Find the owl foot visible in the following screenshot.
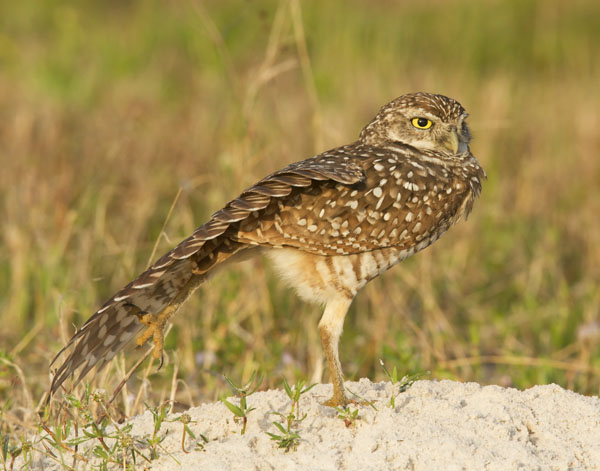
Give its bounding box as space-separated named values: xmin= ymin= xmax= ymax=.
xmin=321 ymin=391 xmax=350 ymax=408
xmin=135 ymin=304 xmax=178 ymax=369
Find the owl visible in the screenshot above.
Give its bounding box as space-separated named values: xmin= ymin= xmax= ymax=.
xmin=50 ymin=92 xmax=485 ymax=407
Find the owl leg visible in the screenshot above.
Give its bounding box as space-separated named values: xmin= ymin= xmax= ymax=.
xmin=318 ymin=295 xmax=353 ymax=407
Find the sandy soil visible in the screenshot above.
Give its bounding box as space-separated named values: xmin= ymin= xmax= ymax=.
xmin=34 ymin=379 xmax=600 ymax=470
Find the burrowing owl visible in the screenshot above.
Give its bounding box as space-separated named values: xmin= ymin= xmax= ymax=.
xmin=50 ymin=92 xmax=485 ymax=407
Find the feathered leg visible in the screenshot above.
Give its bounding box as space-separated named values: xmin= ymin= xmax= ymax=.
xmin=318 ymin=295 xmax=353 ymax=407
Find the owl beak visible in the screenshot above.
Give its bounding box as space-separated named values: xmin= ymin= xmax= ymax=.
xmin=444 ymin=128 xmax=460 ymax=154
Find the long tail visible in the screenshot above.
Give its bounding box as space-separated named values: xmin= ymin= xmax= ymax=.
xmin=49 ymin=235 xmax=247 ymax=396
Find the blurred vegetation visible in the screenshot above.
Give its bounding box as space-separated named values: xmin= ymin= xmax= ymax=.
xmin=1 ymin=0 xmax=599 ymax=437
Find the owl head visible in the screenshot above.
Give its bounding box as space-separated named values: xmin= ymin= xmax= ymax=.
xmin=360 ymin=92 xmax=471 ymax=155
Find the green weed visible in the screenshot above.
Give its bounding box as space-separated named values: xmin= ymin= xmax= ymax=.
xmin=219 ymin=371 xmax=263 ymax=435
xmin=380 ymin=360 xmax=428 ymax=408
xmin=334 ymin=406 xmax=360 ymax=428
xmin=266 ymin=378 xmax=316 ymax=451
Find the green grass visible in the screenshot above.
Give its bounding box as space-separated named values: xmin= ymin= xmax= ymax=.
xmin=1 ymin=0 xmax=600 ymax=450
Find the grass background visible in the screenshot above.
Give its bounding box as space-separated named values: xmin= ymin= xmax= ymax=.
xmin=1 ymin=0 xmax=599 ymax=436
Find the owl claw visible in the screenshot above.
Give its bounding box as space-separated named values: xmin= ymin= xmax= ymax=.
xmin=135 ymin=309 xmax=172 ymax=367
xmin=129 ymin=297 xmax=184 ymax=370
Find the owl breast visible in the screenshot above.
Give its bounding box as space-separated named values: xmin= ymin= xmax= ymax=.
xmin=267 ymin=246 xmax=421 ymax=305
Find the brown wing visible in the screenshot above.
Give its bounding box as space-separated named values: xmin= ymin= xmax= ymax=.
xmin=235 ymin=143 xmax=482 ymax=255
xmin=49 ymin=146 xmax=365 ymax=395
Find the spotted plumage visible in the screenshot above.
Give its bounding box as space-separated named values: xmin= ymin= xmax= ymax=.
xmin=50 ymin=92 xmax=485 ymax=406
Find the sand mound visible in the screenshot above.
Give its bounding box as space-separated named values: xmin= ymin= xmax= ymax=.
xmin=36 ymin=379 xmax=600 ymax=470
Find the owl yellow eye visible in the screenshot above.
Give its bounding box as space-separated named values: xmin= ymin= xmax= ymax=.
xmin=411 ymin=117 xmax=433 ymax=129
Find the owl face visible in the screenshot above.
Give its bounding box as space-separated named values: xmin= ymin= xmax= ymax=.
xmin=360 ymin=92 xmax=471 ymax=155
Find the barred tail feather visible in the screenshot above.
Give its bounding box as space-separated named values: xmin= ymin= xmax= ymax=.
xmin=49 ymin=236 xmax=248 ymax=397
xmin=49 ymin=257 xmax=196 ymax=395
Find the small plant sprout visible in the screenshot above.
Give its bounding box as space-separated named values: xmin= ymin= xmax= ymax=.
xmin=380 ymin=359 xmax=428 ymax=408
xmin=282 ymin=378 xmax=316 ymax=419
xmin=220 ymin=371 xmax=263 ymax=435
xmin=2 ymin=435 xmax=34 ymax=471
xmin=144 ymin=402 xmax=170 ymax=460
xmin=334 ymin=406 xmax=360 ymax=428
xmin=1 ymin=434 xmax=15 ymax=470
xmin=169 ymin=413 xmax=208 ymax=453
xmin=267 ymin=378 xmax=316 ymax=451
xmin=266 ymin=422 xmax=302 ymax=452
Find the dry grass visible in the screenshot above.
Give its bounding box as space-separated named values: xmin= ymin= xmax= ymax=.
xmin=1 ymin=0 xmax=599 ymax=457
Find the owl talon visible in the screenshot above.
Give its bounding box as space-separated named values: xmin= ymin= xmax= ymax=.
xmin=321 ymin=393 xmax=350 ymax=408
xmin=135 ymin=310 xmax=171 ymax=366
